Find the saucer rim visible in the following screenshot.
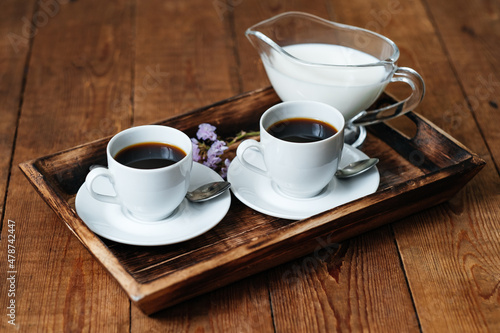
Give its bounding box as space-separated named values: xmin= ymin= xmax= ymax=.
xmin=227 ymin=144 xmax=380 ymax=220
xmin=75 ymin=162 xmax=231 ymax=246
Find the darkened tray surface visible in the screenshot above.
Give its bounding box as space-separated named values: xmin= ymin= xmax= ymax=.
xmin=20 ymin=87 xmax=485 ymax=314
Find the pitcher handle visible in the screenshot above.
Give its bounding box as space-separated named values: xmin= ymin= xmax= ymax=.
xmin=350 ymin=67 xmax=425 ymax=126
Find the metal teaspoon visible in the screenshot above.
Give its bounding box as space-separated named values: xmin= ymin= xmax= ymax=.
xmin=89 ymin=165 xmax=231 ymax=203
xmin=335 ymin=158 xmax=379 ymax=179
xmin=189 ymin=159 xmax=378 ymax=200
xmin=185 ymin=181 xmax=231 ymax=203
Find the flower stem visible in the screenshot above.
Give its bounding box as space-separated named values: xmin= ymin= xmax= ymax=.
xmin=227 ymin=131 xmax=260 ymax=145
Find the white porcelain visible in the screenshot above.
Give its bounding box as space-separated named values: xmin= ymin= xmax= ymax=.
xmin=236 ymin=101 xmax=344 ymax=198
xmin=246 ymin=11 xmax=425 ymax=127
xmin=85 ymin=125 xmax=193 ymax=221
xmin=75 ymin=162 xmax=230 ymax=246
xmin=228 ymin=144 xmax=379 ymax=220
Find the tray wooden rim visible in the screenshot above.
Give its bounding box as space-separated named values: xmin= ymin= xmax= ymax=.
xmin=19 ymin=86 xmax=486 ymax=314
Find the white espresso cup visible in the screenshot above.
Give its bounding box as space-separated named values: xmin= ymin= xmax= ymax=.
xmin=236 ymin=101 xmax=345 ymax=198
xmin=85 ymin=125 xmax=193 ymax=221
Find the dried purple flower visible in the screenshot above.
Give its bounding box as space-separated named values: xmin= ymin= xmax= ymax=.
xmin=190 ymin=123 xmax=258 ymax=179
xmin=196 ymin=123 xmax=217 ymax=141
xmin=191 ymin=138 xmax=201 ymax=162
xmin=207 ymin=140 xmax=228 ymax=157
xmin=220 ymin=158 xmax=231 ymax=179
xmin=203 ymin=140 xmax=227 ymax=169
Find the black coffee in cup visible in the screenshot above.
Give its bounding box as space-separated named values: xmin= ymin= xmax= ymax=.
xmin=267 ymin=117 xmax=337 ymax=143
xmin=114 ymin=142 xmax=186 ymax=169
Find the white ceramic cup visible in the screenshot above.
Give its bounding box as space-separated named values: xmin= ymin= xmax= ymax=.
xmin=236 ymin=101 xmax=345 ymax=198
xmin=85 ymin=125 xmax=193 ymax=221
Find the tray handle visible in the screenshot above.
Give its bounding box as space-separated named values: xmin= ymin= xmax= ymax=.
xmin=368 ymin=111 xmax=472 ymax=173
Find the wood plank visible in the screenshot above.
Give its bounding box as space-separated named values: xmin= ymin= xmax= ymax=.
xmin=130 ymin=0 xmax=274 ymax=330
xmin=229 ymin=1 xmax=423 ymax=331
xmin=132 ymin=0 xmax=240 ymax=125
xmin=232 ymin=0 xmax=331 ymax=93
xmin=19 ymin=84 xmax=484 ymax=315
xmin=337 ymin=0 xmax=500 ymax=331
xmin=0 ymin=2 xmax=37 ymax=330
xmin=396 ymin=0 xmax=500 ymax=330
xmin=1 ymin=0 xmax=133 ymax=330
xmin=424 ymin=0 xmax=500 ymax=164
xmin=140 ymin=273 xmax=274 ymax=332
xmin=269 ymin=226 xmax=420 ymax=332
xmin=4 ymin=0 xmax=496 ymax=330
xmin=0 ymin=0 xmax=35 ymax=223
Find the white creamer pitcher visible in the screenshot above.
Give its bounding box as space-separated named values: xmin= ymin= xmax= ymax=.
xmin=246 ymin=12 xmax=425 ymax=146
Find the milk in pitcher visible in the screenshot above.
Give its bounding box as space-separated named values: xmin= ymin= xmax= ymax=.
xmin=263 ymin=43 xmax=392 ymax=120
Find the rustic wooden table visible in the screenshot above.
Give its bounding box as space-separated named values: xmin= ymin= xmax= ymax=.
xmin=1 ymin=0 xmax=499 ymax=331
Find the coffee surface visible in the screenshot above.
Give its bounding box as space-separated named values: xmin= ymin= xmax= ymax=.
xmin=115 ymin=142 xmax=186 ymax=169
xmin=267 ymin=117 xmax=337 ymax=143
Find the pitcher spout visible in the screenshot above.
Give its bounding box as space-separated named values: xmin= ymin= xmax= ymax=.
xmin=243 ymin=11 xmax=424 ymax=146
xmin=245 ymin=19 xmax=285 ymax=64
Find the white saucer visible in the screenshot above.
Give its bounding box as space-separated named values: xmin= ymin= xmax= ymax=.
xmin=227 ymin=144 xmax=379 ymax=220
xmin=75 ymin=162 xmax=231 ymax=246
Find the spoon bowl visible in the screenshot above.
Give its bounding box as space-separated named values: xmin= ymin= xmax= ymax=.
xmin=186 ymin=181 xmax=231 ymax=203
xmin=335 ymin=158 xmax=379 ymax=179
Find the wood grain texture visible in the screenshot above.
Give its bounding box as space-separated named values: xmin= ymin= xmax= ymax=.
xmin=133 ymin=0 xmax=239 ymax=125
xmin=0 ymin=0 xmax=35 ymax=222
xmin=336 ymin=0 xmax=500 ymax=331
xmin=230 ymin=1 xmax=434 ymax=331
xmin=0 ymin=2 xmax=38 ymax=331
xmin=134 ymin=273 xmax=274 ymax=332
xmin=268 ymin=226 xmax=420 ymax=332
xmin=392 ymin=0 xmax=500 ymax=329
xmin=1 ymin=0 xmax=133 ymax=330
xmin=232 ymin=0 xmax=331 ymax=93
xmin=424 ymin=0 xmax=500 ymax=162
xmin=19 ymin=87 xmax=485 ymax=315
xmin=2 ymin=0 xmax=499 ymax=330
xmin=230 ymin=2 xmax=425 ymax=331
xmin=131 ymin=1 xmax=274 ymax=330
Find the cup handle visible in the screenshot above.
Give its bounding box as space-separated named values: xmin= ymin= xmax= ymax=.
xmin=85 ymin=167 xmax=120 ymax=205
xmin=350 ymin=67 xmax=425 ymax=126
xmin=236 ymin=139 xmax=269 ymax=177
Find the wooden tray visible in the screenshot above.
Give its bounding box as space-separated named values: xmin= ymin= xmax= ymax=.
xmin=19 ymin=87 xmax=485 ymax=315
